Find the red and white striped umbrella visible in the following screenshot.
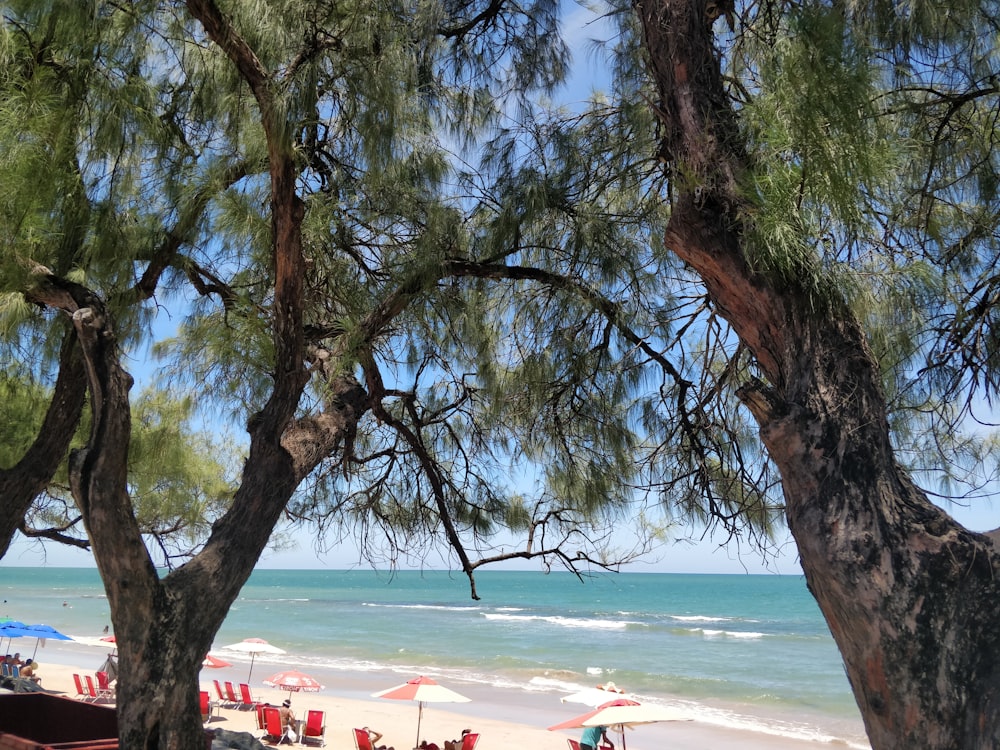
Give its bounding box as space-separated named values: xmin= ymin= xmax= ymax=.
xmin=202 ymin=653 xmax=232 ymax=669
xmin=263 ymin=669 xmax=325 ymax=695
xmin=548 ymin=698 xmax=689 ymax=750
xmin=372 ymin=676 xmax=470 ymax=748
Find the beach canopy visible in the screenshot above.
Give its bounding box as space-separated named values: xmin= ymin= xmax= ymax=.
xmin=372 ymin=675 xmax=470 ymax=749
xmin=548 ymin=698 xmax=689 ymax=750
xmin=221 ymin=638 xmax=287 ymax=681
xmin=263 ymin=669 xmax=325 ymax=696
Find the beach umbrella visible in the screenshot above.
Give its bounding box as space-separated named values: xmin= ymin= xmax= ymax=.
xmin=372 ymin=675 xmax=471 ymax=749
xmin=202 ymin=654 xmax=232 ymax=669
xmin=547 ymin=698 xmax=689 ymax=750
xmin=561 ymin=681 xmax=631 ymax=707
xmin=0 ymin=621 xmax=29 ymax=652
xmin=2 ymin=622 xmax=72 ymax=659
xmin=263 ymin=669 xmax=325 ymax=701
xmin=221 ymin=637 xmax=287 ymax=681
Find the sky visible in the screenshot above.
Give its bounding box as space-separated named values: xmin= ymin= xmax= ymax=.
xmin=3 ymin=2 xmax=997 ymax=577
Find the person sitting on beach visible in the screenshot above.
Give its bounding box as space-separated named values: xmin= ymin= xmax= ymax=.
xmin=443 ymin=728 xmax=471 ymax=750
xmin=418 ymin=742 xmax=440 ymax=750
xmin=278 ymin=699 xmax=298 ymax=743
xmin=19 ymin=658 xmax=41 ymax=684
xmin=580 ymin=725 xmax=613 ymax=750
xmin=11 ymin=652 xmax=22 ymax=666
xmin=362 ymin=726 xmax=394 ymax=750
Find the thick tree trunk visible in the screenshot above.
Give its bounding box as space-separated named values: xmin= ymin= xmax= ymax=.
xmin=635 ymin=0 xmax=1000 ymax=747
xmin=60 ymin=283 xmax=366 ymax=749
xmin=0 ymin=328 xmax=87 ymax=556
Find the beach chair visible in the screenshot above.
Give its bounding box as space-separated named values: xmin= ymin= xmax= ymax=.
xmin=96 ymin=670 xmax=115 ymax=699
xmin=261 ymin=706 xmax=284 ymax=745
xmin=461 ymin=733 xmax=479 ymax=750
xmin=212 ymin=678 xmax=231 ymax=708
xmin=255 ymin=702 xmax=269 ymax=734
xmin=200 ymin=690 xmax=218 ymax=723
xmin=224 ymin=680 xmax=240 ymax=706
xmin=566 ymin=741 xmax=582 ymax=750
xmin=353 ymin=728 xmax=374 ymax=750
xmin=84 ymin=674 xmax=104 ymax=702
xmin=238 ymin=681 xmax=259 ymax=710
xmin=72 ymin=673 xmax=91 ymax=701
xmin=300 ymin=709 xmax=326 ymax=746
xmin=1 ymin=663 xmax=8 ymax=677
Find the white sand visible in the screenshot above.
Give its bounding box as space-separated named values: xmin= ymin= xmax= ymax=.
xmin=19 ymin=641 xmax=864 ymax=750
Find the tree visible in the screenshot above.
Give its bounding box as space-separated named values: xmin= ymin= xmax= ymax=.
xmin=6 ymin=1 xmax=1000 ymax=749
xmin=1 ymin=2 xmax=657 ymax=747
xmin=624 ymin=0 xmax=1000 ymax=746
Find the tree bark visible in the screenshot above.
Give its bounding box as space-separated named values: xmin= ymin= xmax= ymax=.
xmin=0 ymin=328 xmax=87 ymax=557
xmin=635 ymin=0 xmax=1000 ymax=747
xmin=38 ymin=273 xmax=367 ymax=749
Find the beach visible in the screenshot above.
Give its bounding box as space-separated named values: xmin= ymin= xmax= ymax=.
xmin=0 ymin=568 xmax=871 ymax=749
xmin=22 ymin=641 xmax=858 ymax=750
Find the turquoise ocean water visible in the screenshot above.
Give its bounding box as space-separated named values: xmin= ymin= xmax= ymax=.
xmin=0 ymin=567 xmax=869 ymax=748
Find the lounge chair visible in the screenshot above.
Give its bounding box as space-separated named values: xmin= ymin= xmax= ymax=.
xmin=300 ymin=709 xmax=326 ymax=746
xmin=461 ymin=733 xmax=480 ymax=750
xmin=95 ymin=670 xmax=115 ymax=700
xmin=71 ymin=673 xmax=87 ymax=701
xmin=224 ymin=680 xmax=240 ymax=707
xmin=200 ymin=690 xmax=218 ymax=723
xmin=566 ymin=741 xmax=582 ymax=750
xmin=353 ymin=728 xmax=374 ymax=750
xmin=84 ymin=674 xmax=105 ymax=703
xmin=212 ymin=680 xmax=232 ymax=708
xmin=261 ymin=706 xmax=285 ymax=745
xmin=254 ymin=702 xmax=269 ymax=734
xmin=238 ymin=682 xmax=259 ymax=710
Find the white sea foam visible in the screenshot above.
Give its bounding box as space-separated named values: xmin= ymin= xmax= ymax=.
xmin=699 ymin=628 xmax=767 ymax=639
xmin=670 ymin=615 xmax=733 ymax=623
xmin=361 ymin=602 xmax=479 ymax=612
xmin=482 ymin=613 xmax=631 ymax=630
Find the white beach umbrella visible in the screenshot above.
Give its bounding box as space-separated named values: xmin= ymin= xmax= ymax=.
xmin=561 ymin=681 xmax=632 ymax=707
xmin=548 ymin=698 xmax=689 ymax=750
xmin=221 ymin=637 xmax=287 ymax=681
xmin=372 ymin=675 xmax=471 ymax=749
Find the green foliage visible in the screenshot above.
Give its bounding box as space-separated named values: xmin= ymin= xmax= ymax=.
xmin=5 ymin=0 xmax=999 ymax=577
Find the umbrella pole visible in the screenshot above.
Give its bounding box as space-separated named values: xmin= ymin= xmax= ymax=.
xmin=415 ymin=700 xmax=424 ymax=749
xmin=248 ymin=652 xmax=256 ymax=682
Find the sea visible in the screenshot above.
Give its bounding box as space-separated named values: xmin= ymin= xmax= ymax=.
xmin=0 ymin=567 xmax=870 ymax=748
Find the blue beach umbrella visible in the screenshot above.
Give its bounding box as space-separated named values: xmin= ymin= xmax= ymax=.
xmin=24 ymin=623 xmax=72 ymax=658
xmin=2 ymin=622 xmax=72 ymax=660
xmin=0 ymin=621 xmax=30 ymax=653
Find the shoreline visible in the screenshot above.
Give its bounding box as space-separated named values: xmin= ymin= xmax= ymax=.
xmin=14 ymin=639 xmax=869 ymax=750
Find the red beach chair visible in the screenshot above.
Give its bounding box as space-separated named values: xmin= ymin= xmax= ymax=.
xmin=262 ymin=707 xmax=284 ymax=744
xmin=301 ymin=709 xmax=326 ymax=746
xmin=95 ymin=670 xmax=115 ymax=699
xmin=84 ymin=674 xmax=104 ymax=702
xmin=213 ymin=679 xmax=228 ymax=706
xmin=72 ymin=673 xmax=91 ymax=701
xmin=224 ymin=680 xmax=240 ymax=706
xmin=354 ymin=728 xmax=374 ymax=750
xmin=566 ymin=741 xmax=582 ymax=750
xmin=238 ymin=682 xmax=259 ymax=710
xmin=200 ymin=690 xmax=216 ymax=723
xmin=461 ymin=733 xmax=479 ymax=750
